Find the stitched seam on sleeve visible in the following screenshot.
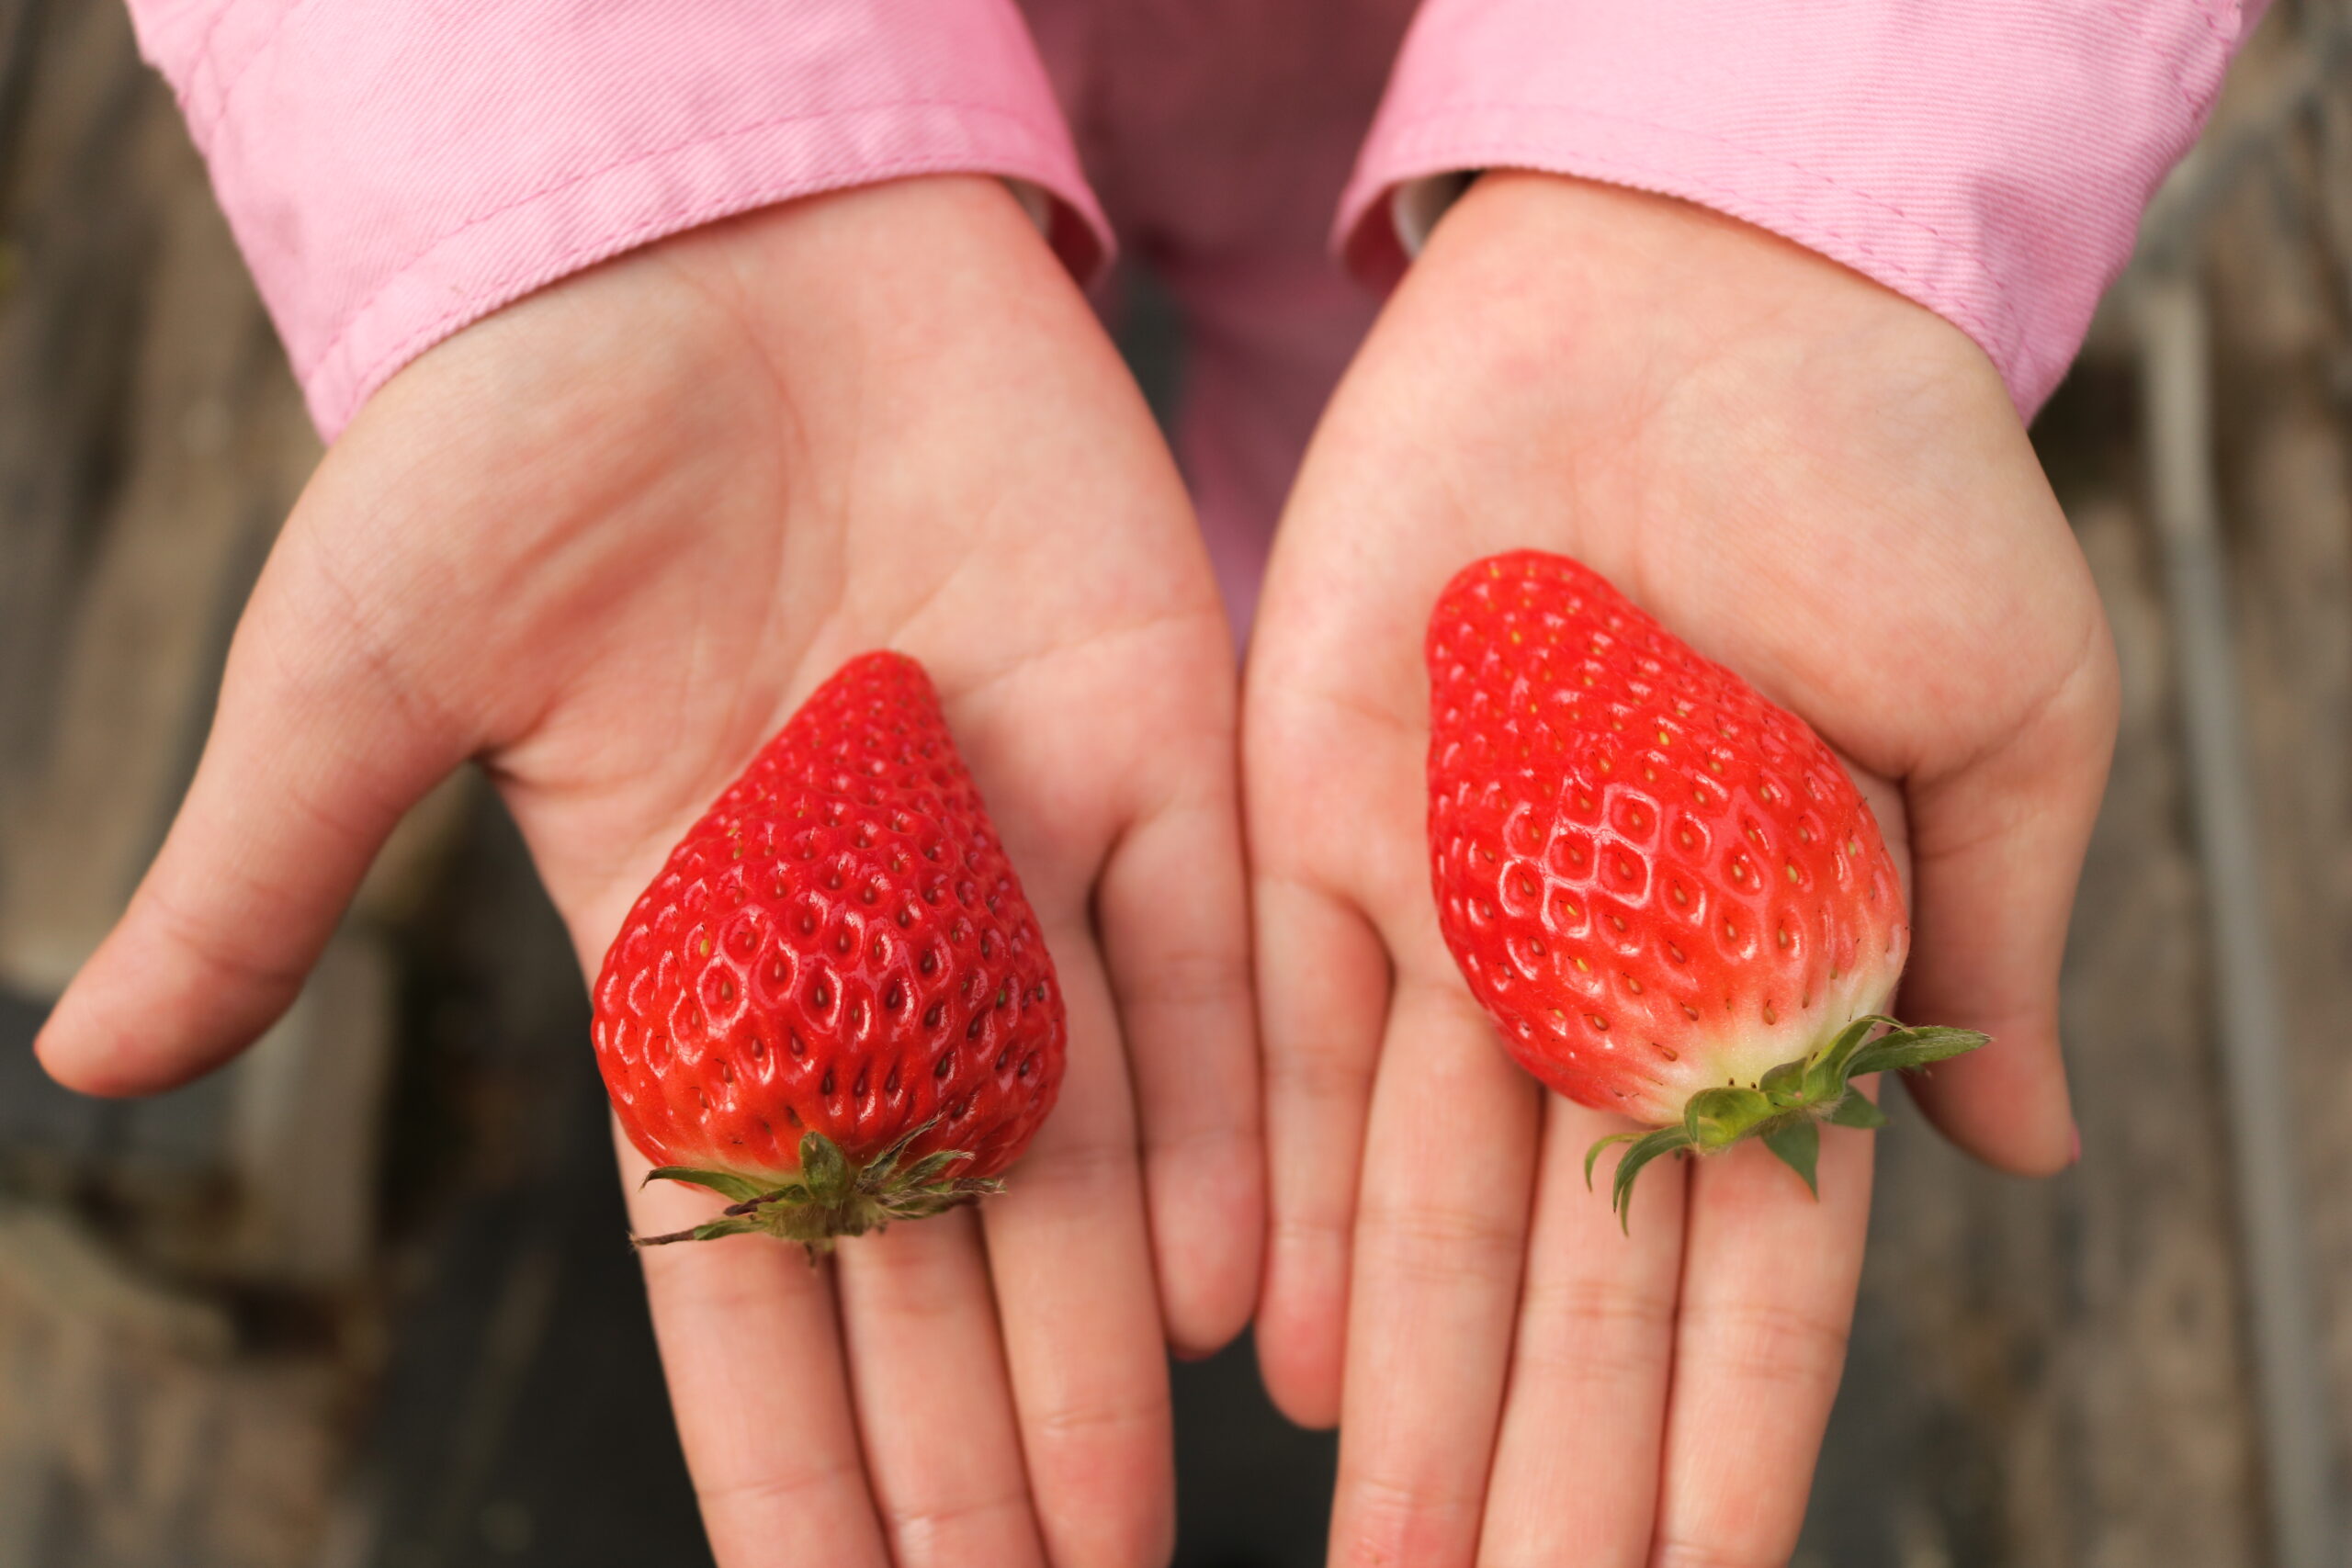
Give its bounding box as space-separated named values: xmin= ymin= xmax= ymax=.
xmin=192 ymin=0 xmax=1063 ymax=149
xmin=1370 ymin=99 xmax=2033 ymax=356
xmin=326 ymin=145 xmax=1082 ymax=430
xmin=1354 ymin=129 xmax=2056 ymax=400
xmin=2184 ymin=0 xmax=2239 ymax=46
xmin=298 ymin=99 xmax=1078 ymax=381
xmin=2094 ymin=0 xmax=2225 ymax=118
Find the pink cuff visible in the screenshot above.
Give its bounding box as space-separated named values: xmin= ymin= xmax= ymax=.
xmin=1340 ymin=1 xmax=2266 ymax=418
xmin=126 ymin=0 xmax=1111 ymax=438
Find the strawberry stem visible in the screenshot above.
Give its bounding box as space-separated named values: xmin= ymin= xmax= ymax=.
xmin=632 ymin=1118 xmax=1001 ymax=1256
xmin=1584 ymin=1016 xmax=1986 ymax=1230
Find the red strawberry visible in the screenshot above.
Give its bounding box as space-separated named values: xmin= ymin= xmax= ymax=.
xmin=1426 ymin=550 xmax=1982 ymax=1222
xmin=593 ymin=651 xmax=1065 ymax=1248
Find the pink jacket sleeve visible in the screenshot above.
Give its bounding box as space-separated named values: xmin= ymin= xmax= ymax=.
xmin=124 ymin=1 xmax=1110 ymax=438
xmin=1340 ymin=1 xmax=2269 ymax=419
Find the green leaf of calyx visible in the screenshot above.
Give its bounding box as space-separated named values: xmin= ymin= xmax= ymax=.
xmin=1609 ymin=1127 xmax=1696 ymax=1231
xmin=1826 ymin=1090 xmax=1889 ymax=1130
xmin=1847 ymin=1026 xmax=1989 ymax=1077
xmin=1581 ymin=1017 xmax=1985 ymax=1232
xmin=1758 ymin=1059 xmax=1809 ymax=1105
xmin=1584 ymin=1132 xmax=1645 ymax=1190
xmin=895 ymin=1149 xmax=975 ymax=1189
xmin=797 ymin=1132 xmax=854 ymax=1197
xmin=861 ymin=1115 xmax=944 ymax=1186
xmin=1802 ymin=1016 xmax=1887 ymax=1103
xmin=1684 ymin=1086 xmax=1774 ymax=1150
xmin=860 ymin=1135 xmax=912 ymax=1186
xmin=630 ymin=1215 xmax=764 ymax=1247
xmin=1759 ymin=1121 xmax=1821 ymax=1197
xmin=643 ymin=1167 xmax=772 ymax=1204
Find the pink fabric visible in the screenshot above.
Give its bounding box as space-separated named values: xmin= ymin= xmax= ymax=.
xmin=127 ymin=0 xmax=2264 ymax=449
xmin=1342 ymin=0 xmax=2267 ymax=419
xmin=1016 ymin=0 xmax=1419 ymax=630
xmin=123 ymin=0 xmax=1110 ymax=436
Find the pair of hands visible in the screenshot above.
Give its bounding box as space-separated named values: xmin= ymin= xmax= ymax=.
xmin=36 ymin=171 xmax=2113 ymax=1565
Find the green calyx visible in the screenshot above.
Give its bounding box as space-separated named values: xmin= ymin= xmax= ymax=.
xmin=632 ymin=1118 xmax=1001 ymax=1256
xmin=1584 ymin=1016 xmax=1987 ymax=1231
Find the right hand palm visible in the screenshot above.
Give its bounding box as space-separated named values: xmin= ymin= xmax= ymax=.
xmin=37 ymin=175 xmax=1261 ymax=1568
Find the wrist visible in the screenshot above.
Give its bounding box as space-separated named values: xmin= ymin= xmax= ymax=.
xmin=681 ymin=173 xmax=1072 ymax=350
xmin=1402 ymin=173 xmax=2013 ymax=428
xmin=361 ymin=174 xmax=1080 ymax=448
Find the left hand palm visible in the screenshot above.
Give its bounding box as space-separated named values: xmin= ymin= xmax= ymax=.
xmin=1247 ymin=173 xmax=2116 ymax=1564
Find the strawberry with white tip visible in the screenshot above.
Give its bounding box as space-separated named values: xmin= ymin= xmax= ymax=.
xmin=1426 ymin=549 xmax=1984 ymax=1224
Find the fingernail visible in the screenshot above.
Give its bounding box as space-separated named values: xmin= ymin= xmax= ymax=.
xmin=2067 ymin=1123 xmax=2083 ymax=1168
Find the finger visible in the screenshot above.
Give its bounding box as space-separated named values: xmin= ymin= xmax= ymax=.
xmin=622 ymin=1130 xmax=891 ymax=1568
xmin=1476 ymin=1094 xmax=1685 ymax=1565
xmin=835 ymin=1210 xmax=1049 ymax=1567
xmin=982 ymin=924 xmax=1175 ymax=1568
xmin=36 ymin=537 xmax=469 ymax=1095
xmin=1327 ymin=976 xmax=1542 ymax=1568
xmin=1251 ymin=874 xmax=1392 ymax=1427
xmin=1098 ymin=787 xmax=1263 ymax=1358
xmin=1899 ymin=649 xmax=2116 ymax=1175
xmin=1650 ymin=1122 xmax=1874 ymax=1567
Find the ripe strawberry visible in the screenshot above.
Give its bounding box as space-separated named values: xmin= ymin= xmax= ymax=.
xmin=1426 ymin=551 xmax=1982 ymax=1222
xmin=592 ymin=651 xmax=1065 ymax=1248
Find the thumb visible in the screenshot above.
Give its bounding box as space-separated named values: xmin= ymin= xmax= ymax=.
xmin=1895 ymin=645 xmax=2119 ymax=1176
xmin=36 ymin=535 xmax=469 ymax=1096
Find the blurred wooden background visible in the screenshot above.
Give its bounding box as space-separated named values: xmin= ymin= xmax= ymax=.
xmin=2 ymin=0 xmax=2349 ymax=1563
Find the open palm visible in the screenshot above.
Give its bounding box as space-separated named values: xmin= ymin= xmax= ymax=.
xmin=1247 ymin=174 xmax=2117 ymax=1565
xmin=38 ymin=176 xmax=1260 ymax=1568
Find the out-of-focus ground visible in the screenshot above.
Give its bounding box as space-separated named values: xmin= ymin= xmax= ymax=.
xmin=3 ymin=1 xmax=2350 ymax=1563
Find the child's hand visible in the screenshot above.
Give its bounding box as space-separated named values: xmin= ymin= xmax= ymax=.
xmin=1247 ymin=173 xmax=2115 ymax=1563
xmin=37 ymin=175 xmax=1258 ymax=1568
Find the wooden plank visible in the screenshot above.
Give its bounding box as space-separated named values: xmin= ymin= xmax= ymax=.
xmin=0 ymin=1206 xmax=357 ymax=1568
xmin=224 ymin=931 xmax=397 ymax=1285
xmin=2208 ymin=52 xmax=2352 ymax=1535
xmin=1804 ymin=479 xmax=2264 ymax=1564
xmin=0 ymin=6 xmax=389 ymax=1561
xmin=1805 ymin=16 xmax=2352 ymax=1561
xmin=0 ymin=0 xmax=455 ymax=1289
xmin=0 ymin=0 xmax=318 ymax=998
